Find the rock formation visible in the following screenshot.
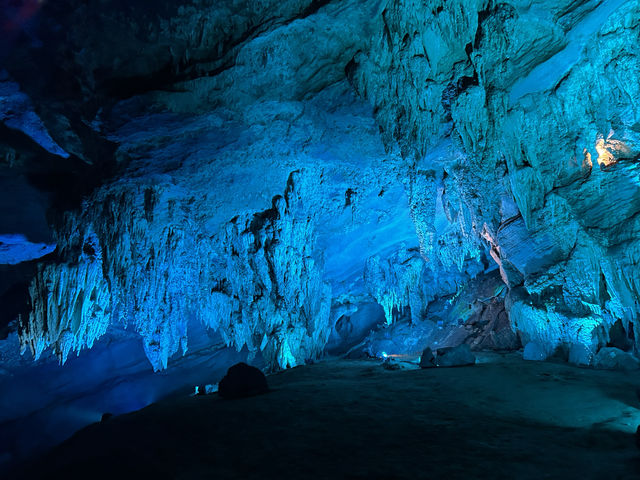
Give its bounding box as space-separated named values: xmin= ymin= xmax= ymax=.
xmin=1 ymin=0 xmax=640 ymax=466
xmin=2 ymin=0 xmax=638 ymax=366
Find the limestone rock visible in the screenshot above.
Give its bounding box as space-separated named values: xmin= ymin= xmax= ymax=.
xmin=568 ymin=343 xmax=594 ymax=366
xmin=382 ymin=358 xmax=402 ymax=370
xmin=435 ymin=344 xmax=476 ymax=367
xmin=8 ymin=0 xmax=639 ymax=378
xmin=523 ymin=342 xmax=547 ymax=362
xmin=593 ymin=347 xmax=640 ymax=371
xmin=419 ymin=347 xmax=436 ymax=368
xmin=218 ymin=362 xmax=269 ymax=399
xmin=1 ymin=3 xmax=640 ymax=466
xmin=351 ymin=0 xmax=640 ymax=365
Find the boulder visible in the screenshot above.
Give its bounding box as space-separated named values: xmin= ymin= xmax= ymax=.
xmin=523 ymin=342 xmax=547 ymax=361
xmin=435 ymin=344 xmax=475 ymax=367
xmin=100 ymin=413 xmax=113 ymax=423
xmin=465 ymin=297 xmax=521 ymax=351
xmin=568 ymin=343 xmax=594 ymax=366
xmin=593 ymin=347 xmax=640 ymax=371
xmin=419 ymin=347 xmax=436 ymax=368
xmin=218 ymin=362 xmax=269 ymax=399
xmin=382 ymin=358 xmax=401 ymax=370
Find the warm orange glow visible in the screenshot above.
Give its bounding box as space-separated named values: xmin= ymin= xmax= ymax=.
xmin=582 ymin=148 xmax=592 ymax=170
xmin=594 ymin=132 xmax=632 ymax=168
xmin=595 ymin=138 xmax=615 ymax=167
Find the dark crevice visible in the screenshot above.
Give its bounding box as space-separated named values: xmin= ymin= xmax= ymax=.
xmin=441 ymin=71 xmax=479 ymax=117
xmin=0 ymin=123 xmax=118 ymax=215
xmin=299 ymin=0 xmax=332 ymax=19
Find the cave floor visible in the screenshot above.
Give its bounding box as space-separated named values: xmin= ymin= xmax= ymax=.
xmin=16 ymin=353 xmax=640 ymax=479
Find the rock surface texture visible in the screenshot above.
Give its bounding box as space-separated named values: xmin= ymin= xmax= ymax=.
xmin=1 ymin=0 xmax=640 ymax=468
xmin=347 ymin=0 xmax=640 ymax=362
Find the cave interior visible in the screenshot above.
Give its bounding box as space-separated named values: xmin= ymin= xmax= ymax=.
xmin=2 ymin=0 xmax=640 ymax=478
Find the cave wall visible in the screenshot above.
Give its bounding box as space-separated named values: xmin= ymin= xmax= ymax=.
xmin=1 ymin=0 xmax=638 ymax=370
xmin=1 ymin=0 xmax=640 ymax=466
xmin=1 ymin=0 xmax=637 ymax=370
xmin=347 ymin=0 xmax=640 ymax=362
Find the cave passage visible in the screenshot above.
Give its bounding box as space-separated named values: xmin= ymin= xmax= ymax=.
xmin=2 ymin=0 xmax=640 ymax=477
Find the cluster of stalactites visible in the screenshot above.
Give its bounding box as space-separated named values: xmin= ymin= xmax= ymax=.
xmin=22 ymin=172 xmax=332 ymax=371
xmin=364 ymin=250 xmax=426 ymax=325
xmin=199 ymin=174 xmax=333 ymax=370
xmin=20 ymin=232 xmax=111 ymax=363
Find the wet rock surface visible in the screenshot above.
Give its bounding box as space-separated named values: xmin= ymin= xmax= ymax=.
xmin=594 ymin=347 xmax=640 ymax=371
xmin=436 ymin=344 xmax=476 ymax=367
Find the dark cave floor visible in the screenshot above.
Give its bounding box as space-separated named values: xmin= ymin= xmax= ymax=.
xmin=14 ymin=354 xmax=640 ymax=479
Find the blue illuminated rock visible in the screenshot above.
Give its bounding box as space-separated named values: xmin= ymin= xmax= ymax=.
xmin=348 ymin=0 xmax=640 ymax=366
xmin=3 ymin=0 xmax=640 ymax=471
xmin=435 ymin=344 xmax=475 ymax=367
xmin=0 ymin=75 xmax=69 ymax=159
xmin=19 ymin=81 xmax=413 ymax=371
xmin=568 ymin=343 xmax=595 ymax=367
xmin=419 ymin=347 xmax=436 ymax=368
xmin=593 ymin=347 xmax=640 ymax=371
xmin=523 ymin=342 xmax=547 ymax=362
xmin=4 ymin=0 xmax=640 ymax=381
xmin=0 ymin=234 xmax=55 ymax=265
